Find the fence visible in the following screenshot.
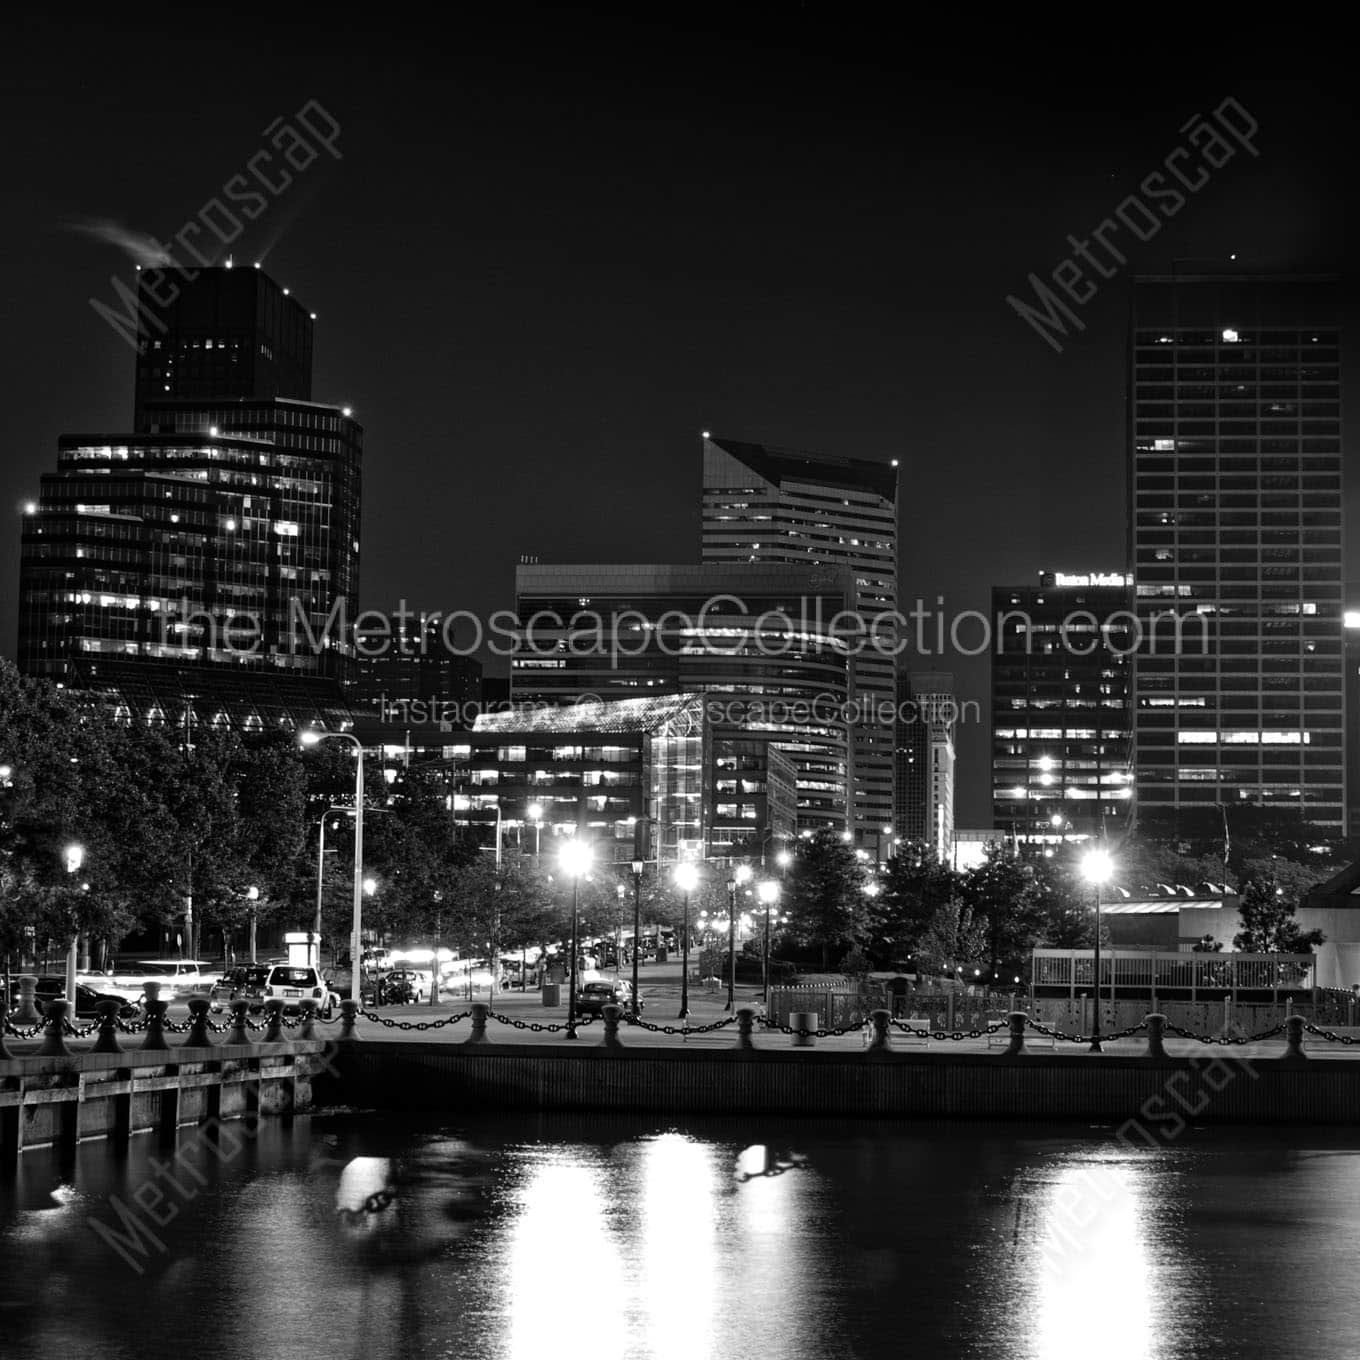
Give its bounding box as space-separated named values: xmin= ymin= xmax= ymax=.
xmin=768 ymin=982 xmax=1014 ymax=1032
xmin=1031 ymin=949 xmax=1314 ymax=1000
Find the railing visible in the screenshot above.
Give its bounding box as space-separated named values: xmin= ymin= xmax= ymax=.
xmin=1031 ymin=949 xmax=1314 ymax=999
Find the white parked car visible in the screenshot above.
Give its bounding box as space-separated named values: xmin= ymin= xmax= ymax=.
xmin=109 ymin=959 xmax=217 ymax=999
xmin=263 ymin=965 xmax=339 ymax=1017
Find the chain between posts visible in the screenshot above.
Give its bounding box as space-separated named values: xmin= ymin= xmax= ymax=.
xmin=624 ymin=1014 xmax=738 ymax=1037
xmin=1160 ymin=1020 xmax=1287 ymax=1046
xmin=486 ymin=1010 xmax=597 ymax=1035
xmin=358 ymin=1008 xmax=473 ymax=1033
xmin=888 ymin=1017 xmax=1013 ymax=1042
xmin=336 ymin=1187 xmax=397 ymax=1225
xmin=1297 ymin=1020 xmax=1356 ymax=1045
xmin=1016 ymin=1016 xmax=1149 ymax=1045
xmin=760 ymin=1014 xmax=872 ymax=1040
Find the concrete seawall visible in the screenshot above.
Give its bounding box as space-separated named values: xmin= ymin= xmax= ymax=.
xmin=326 ymin=1043 xmax=1360 ymax=1125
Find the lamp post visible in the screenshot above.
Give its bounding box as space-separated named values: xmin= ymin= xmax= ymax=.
xmin=758 ymin=879 xmax=780 ymax=1004
xmin=1082 ymin=848 xmax=1114 ymax=1053
xmin=674 ymin=861 xmax=699 ymax=1019
xmin=527 ymin=802 xmax=543 ymax=859
xmin=560 ymin=837 xmax=593 ymax=1040
xmin=300 ymin=730 xmax=365 ymax=1004
xmin=315 ymin=804 xmax=362 ymax=970
xmin=724 ymin=864 xmax=752 ymax=1012
xmin=245 ymin=885 xmax=259 ymax=963
xmin=64 ymin=843 xmax=84 ymax=1004
xmin=630 ymin=858 xmax=644 ymax=1019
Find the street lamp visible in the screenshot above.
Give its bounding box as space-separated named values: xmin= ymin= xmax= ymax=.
xmin=630 ymin=858 xmax=644 ymax=1019
xmin=775 ymin=848 xmax=791 ymax=877
xmin=527 ymin=802 xmax=543 ymax=858
xmin=757 ymin=879 xmax=780 ymax=1004
xmin=724 ymin=864 xmax=752 ymax=1012
xmin=674 ymin=861 xmax=699 ymax=1019
xmin=1082 ymin=848 xmax=1114 ymax=1053
xmin=64 ymin=843 xmax=84 ymax=1003
xmin=560 ymin=837 xmax=593 ymax=1039
xmin=300 ymin=729 xmax=366 ymax=1004
xmin=245 ymin=885 xmax=260 ymax=963
xmin=315 ymin=805 xmax=358 ymax=970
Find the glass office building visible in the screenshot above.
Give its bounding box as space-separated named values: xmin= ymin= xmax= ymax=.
xmin=1130 ymin=275 xmax=1344 ymax=830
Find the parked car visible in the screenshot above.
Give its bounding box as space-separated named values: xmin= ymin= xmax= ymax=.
xmin=109 ymin=959 xmax=217 ymax=999
xmin=575 ymin=979 xmax=641 ymax=1015
xmin=263 ymin=965 xmax=339 ymax=1017
xmin=376 ymin=968 xmax=428 ymax=1004
xmin=6 ymin=976 xmax=142 ymax=1020
xmin=210 ymin=965 xmax=272 ymax=1013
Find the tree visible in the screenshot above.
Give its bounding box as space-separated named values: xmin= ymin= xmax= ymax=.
xmin=864 ymin=840 xmax=958 ymax=967
xmin=958 ymin=844 xmax=1047 ymax=982
xmin=1233 ymin=873 xmax=1326 ymax=954
xmin=916 ymin=898 xmax=988 ymax=980
xmin=783 ymin=830 xmax=867 ymax=971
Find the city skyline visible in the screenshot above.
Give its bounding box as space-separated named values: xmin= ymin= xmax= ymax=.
xmin=2 ymin=15 xmax=1355 ymax=830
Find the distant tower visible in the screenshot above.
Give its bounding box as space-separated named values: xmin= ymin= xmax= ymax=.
xmin=896 ymin=671 xmax=956 ymax=858
xmin=701 ymin=434 xmax=899 ymax=839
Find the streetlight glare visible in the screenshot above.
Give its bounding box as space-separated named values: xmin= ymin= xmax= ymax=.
xmin=363 ymin=877 xmax=378 ymax=895
xmin=64 ymin=844 xmax=85 ymax=873
xmin=775 ymin=849 xmax=792 ymax=868
xmin=298 ymin=729 xmax=322 ymax=747
xmin=1082 ymin=849 xmax=1114 ymax=885
xmin=673 ymin=861 xmax=699 ymax=893
xmin=757 ymin=880 xmax=779 ymax=905
xmin=559 ymin=838 xmax=593 ymax=877
xmin=735 ymin=864 xmax=753 ymax=885
xmin=527 ymin=802 xmax=543 ymax=821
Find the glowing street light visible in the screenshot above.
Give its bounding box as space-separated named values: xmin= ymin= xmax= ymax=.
xmin=560 ymin=837 xmax=594 ymax=1038
xmin=1082 ymin=848 xmax=1114 ymax=1053
xmin=724 ymin=864 xmax=753 ymax=1012
xmin=300 ymin=729 xmax=367 ymax=1003
xmin=526 ymin=802 xmax=543 ymax=857
xmin=64 ymin=843 xmax=85 ymax=1002
xmin=757 ymin=878 xmax=780 ymax=1004
xmin=674 ymin=860 xmax=700 ymax=1019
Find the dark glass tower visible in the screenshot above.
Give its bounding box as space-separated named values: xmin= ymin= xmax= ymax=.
xmin=1129 ymin=275 xmax=1344 ymax=831
xmin=18 ymin=268 xmax=361 ymax=732
xmin=133 ymin=264 xmax=313 ymax=428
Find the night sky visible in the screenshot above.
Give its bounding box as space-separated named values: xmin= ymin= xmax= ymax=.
xmin=3 ymin=14 xmax=1354 ymax=823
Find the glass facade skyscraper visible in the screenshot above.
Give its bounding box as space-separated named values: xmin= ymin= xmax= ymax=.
xmin=17 ymin=267 xmax=361 ymax=732
xmin=700 ymin=434 xmax=898 ymax=841
xmin=1129 ymin=275 xmax=1344 ymax=830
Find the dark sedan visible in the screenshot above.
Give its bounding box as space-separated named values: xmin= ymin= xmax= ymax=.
xmin=574 ymin=980 xmax=641 ymax=1015
xmin=6 ymin=977 xmax=142 ymax=1020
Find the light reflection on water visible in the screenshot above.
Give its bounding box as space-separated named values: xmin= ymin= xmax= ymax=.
xmin=2 ymin=1115 xmax=1360 ymax=1360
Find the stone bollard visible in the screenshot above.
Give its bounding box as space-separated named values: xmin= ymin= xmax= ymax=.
xmin=13 ymin=975 xmax=43 ymax=1027
xmin=1281 ymin=1014 xmax=1307 ymax=1062
xmin=92 ymin=999 xmax=123 ymax=1054
xmin=466 ymin=1001 xmax=491 ymax=1045
xmin=1003 ymin=1011 xmax=1028 ymax=1058
xmin=601 ymin=1003 xmax=623 ymax=1049
xmin=790 ymin=1011 xmax=817 ymax=1048
xmin=183 ymin=997 xmax=213 ymax=1048
xmin=141 ymin=994 xmax=170 ymax=1052
xmin=734 ymin=1007 xmax=757 ymax=1051
xmin=37 ymin=999 xmax=72 ymax=1057
xmin=262 ymin=1000 xmax=288 ymax=1045
xmin=866 ymin=1009 xmax=891 ymax=1054
xmin=338 ymin=999 xmax=362 ymax=1042
xmin=298 ymin=999 xmax=318 ymax=1041
xmin=1144 ymin=1014 xmax=1168 ymax=1060
xmin=224 ymin=999 xmax=253 ymax=1046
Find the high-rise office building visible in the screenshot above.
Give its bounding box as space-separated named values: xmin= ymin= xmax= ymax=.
xmin=353 ymin=611 xmax=482 ymax=729
xmin=133 ymin=263 xmax=313 ymax=428
xmin=700 ymin=434 xmax=899 ymax=841
xmin=895 ymin=670 xmax=956 ymax=858
xmin=1130 ymin=275 xmax=1345 ymax=830
xmin=18 ymin=268 xmax=361 ymax=731
xmin=991 ymin=574 xmax=1134 ymax=844
xmin=511 ymin=561 xmax=856 ymax=836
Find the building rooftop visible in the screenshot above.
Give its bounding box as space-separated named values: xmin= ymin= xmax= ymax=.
xmin=472 ymin=692 xmax=705 ymax=736
xmin=706 ymin=434 xmax=898 ymax=501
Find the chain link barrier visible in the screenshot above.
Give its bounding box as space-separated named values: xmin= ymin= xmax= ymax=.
xmin=1016 ymin=1016 xmax=1149 ymax=1045
xmin=3 ymin=1019 xmax=46 ymax=1040
xmin=761 ymin=1014 xmax=871 ymax=1040
xmin=888 ymin=1017 xmax=1013 ymax=1042
xmin=1161 ymin=1020 xmax=1287 ymax=1046
xmin=1298 ymin=1019 xmax=1357 ymax=1046
xmin=336 ymin=1187 xmax=398 ymax=1225
xmin=358 ymin=1007 xmax=473 ymax=1033
xmin=486 ymin=1010 xmax=596 ymax=1035
xmin=624 ymin=1014 xmax=738 ymax=1036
